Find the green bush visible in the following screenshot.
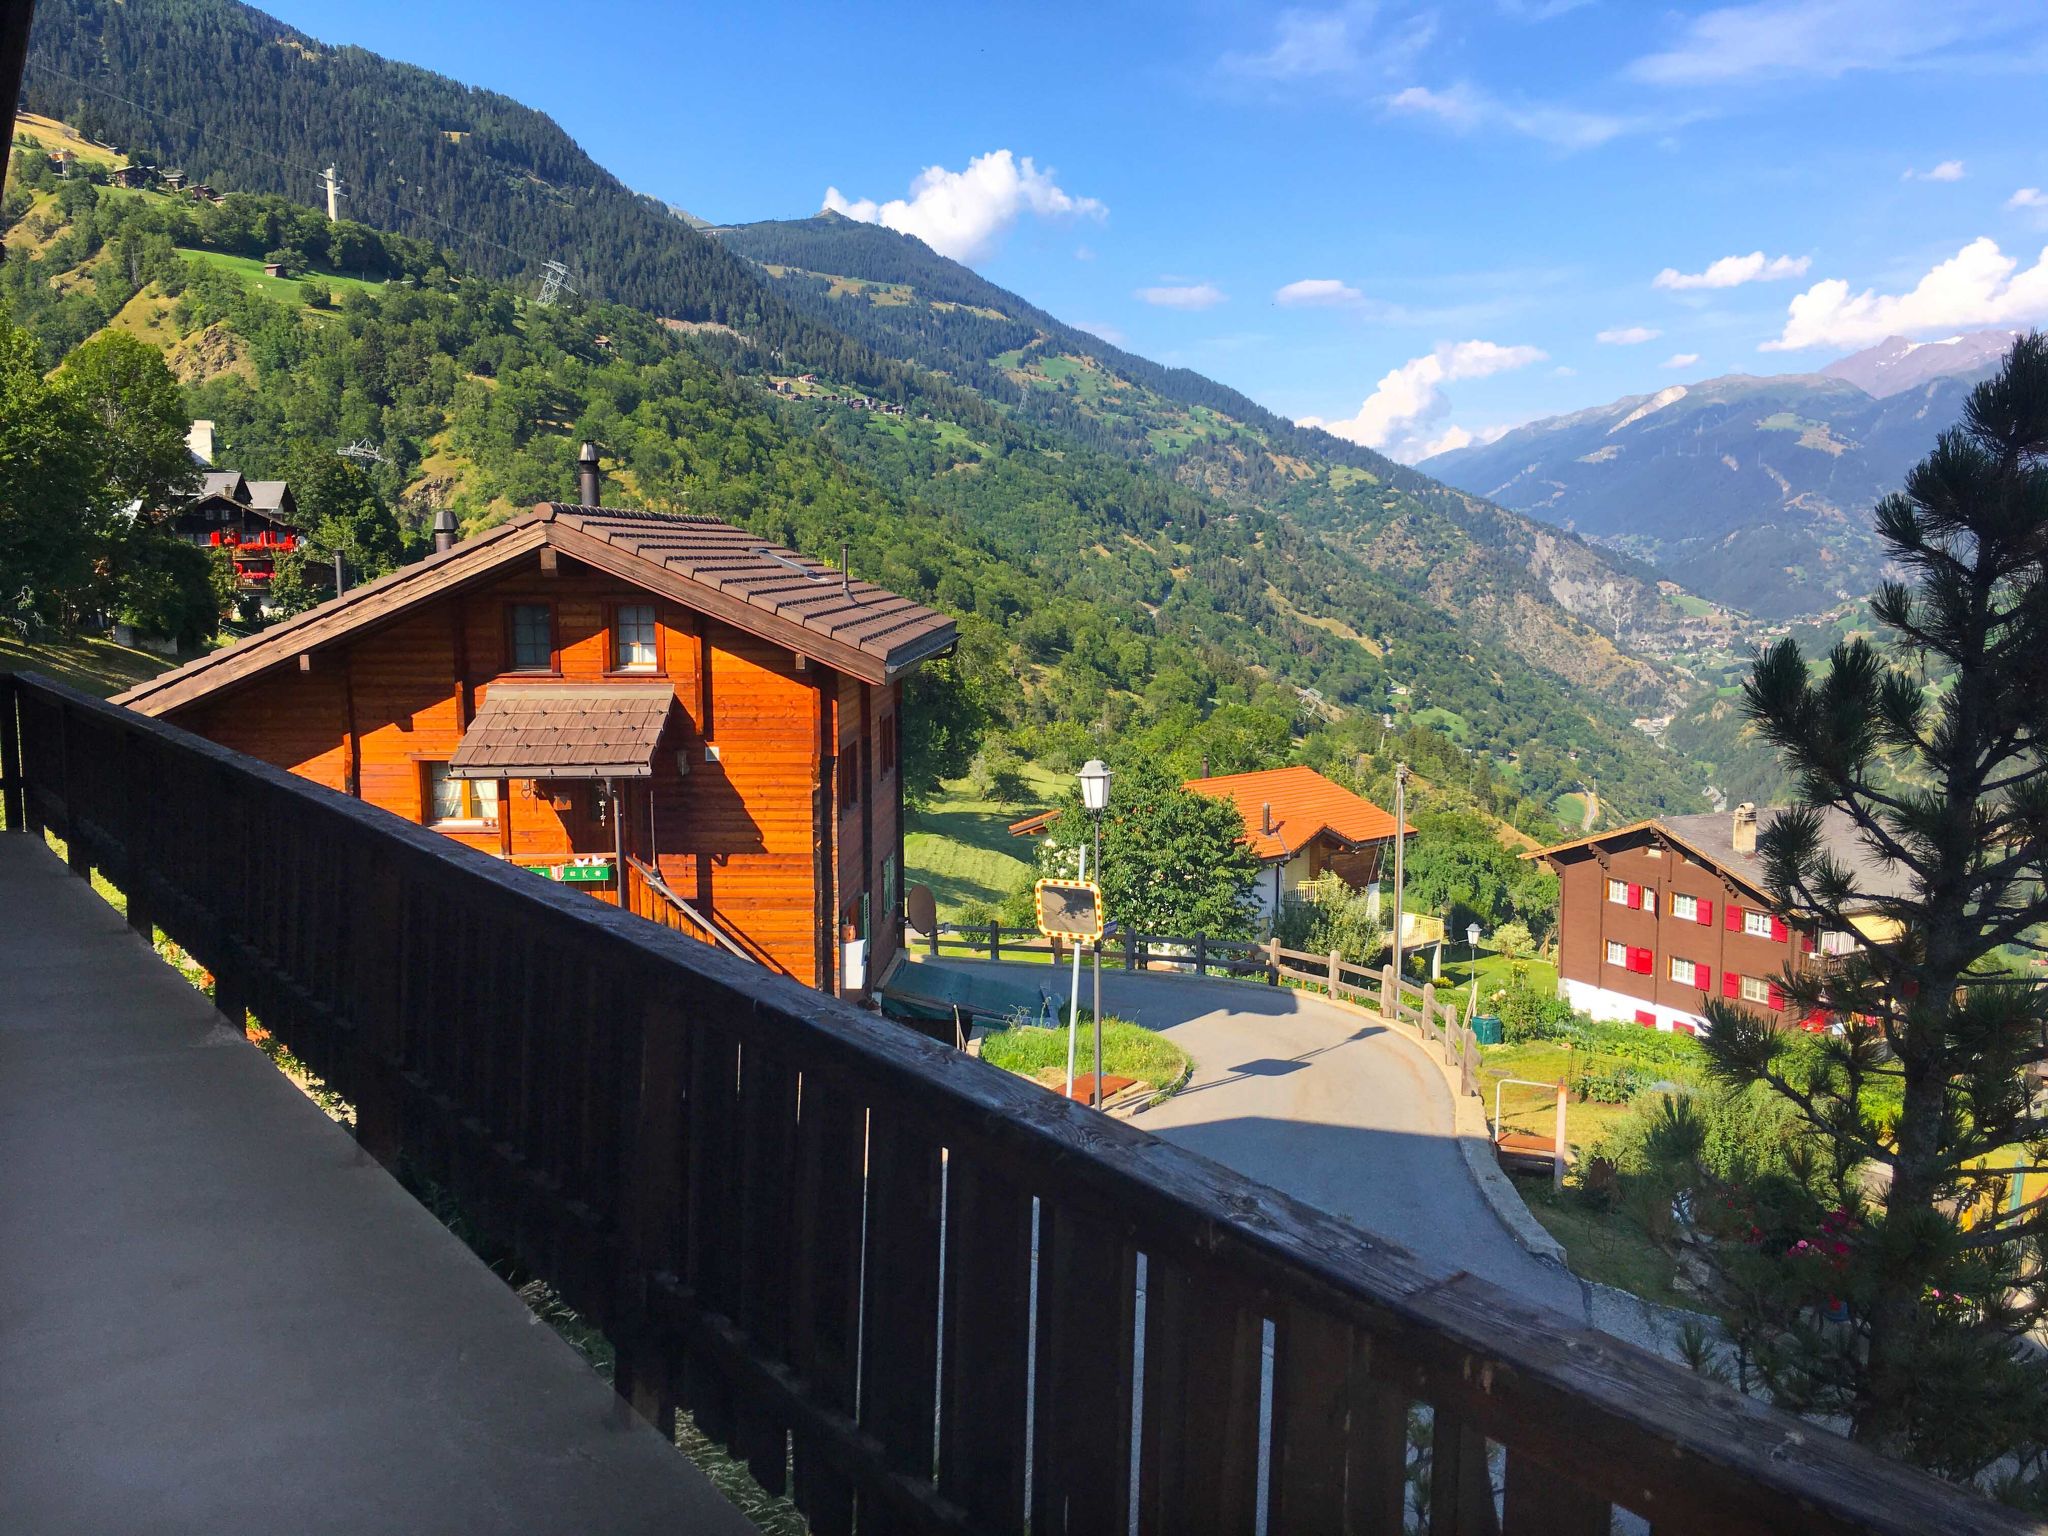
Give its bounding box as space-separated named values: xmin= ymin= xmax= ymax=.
xmin=1275 ymin=871 xmax=1385 ymax=966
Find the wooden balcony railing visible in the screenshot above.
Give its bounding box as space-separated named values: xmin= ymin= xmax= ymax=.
xmin=0 ymin=669 xmax=2024 ymax=1536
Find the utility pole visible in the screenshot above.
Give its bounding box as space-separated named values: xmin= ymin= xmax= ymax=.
xmin=535 ymin=259 xmax=578 ymax=307
xmin=1390 ymin=762 xmax=1410 ymax=985
xmin=318 ymin=164 xmax=345 ymax=223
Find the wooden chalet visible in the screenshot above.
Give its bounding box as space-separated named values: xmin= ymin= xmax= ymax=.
xmin=166 ymin=469 xmax=302 ymax=590
xmin=1526 ymin=803 xmax=1910 ymax=1035
xmin=114 ymin=502 xmax=957 ymax=1001
xmin=1183 ymin=764 xmax=1412 ymax=924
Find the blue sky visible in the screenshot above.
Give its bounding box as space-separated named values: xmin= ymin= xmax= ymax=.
xmin=267 ymin=0 xmax=2048 ymax=460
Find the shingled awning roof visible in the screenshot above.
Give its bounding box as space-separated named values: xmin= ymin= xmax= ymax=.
xmin=114 ymin=503 xmax=959 ymax=716
xmin=448 ymin=683 xmax=675 ymax=781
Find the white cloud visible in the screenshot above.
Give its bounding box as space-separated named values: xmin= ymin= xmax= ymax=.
xmin=2008 ymin=188 xmax=2048 ymax=209
xmin=1386 ymin=81 xmax=1633 ymax=151
xmin=1653 ymin=251 xmax=1811 ymax=290
xmin=1299 ymin=339 xmax=1547 ymax=461
xmin=1663 ymin=352 xmax=1701 ymax=369
xmin=1552 ymin=364 xmax=1578 ymax=377
xmin=1275 ymin=278 xmax=1363 ymax=307
xmin=822 ymin=149 xmax=1103 ymax=264
xmin=1073 ymin=319 xmax=1126 ymax=347
xmin=1136 ymin=283 xmax=1227 ymax=310
xmin=1762 ymin=237 xmax=2048 ymax=350
xmin=1626 ymin=0 xmax=2030 ymax=85
xmin=1223 ymin=3 xmax=1437 ymax=83
xmin=1597 ymin=325 xmax=1662 ymax=345
xmin=1902 ymin=160 xmax=1966 ymax=182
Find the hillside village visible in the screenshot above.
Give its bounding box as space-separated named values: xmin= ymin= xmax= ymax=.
xmin=4 ymin=3 xmax=2046 ymax=1531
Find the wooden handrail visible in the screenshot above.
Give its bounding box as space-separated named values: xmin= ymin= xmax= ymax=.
xmin=624 ymin=854 xmax=759 ymax=965
xmin=3 ymin=668 xmax=2023 ymax=1536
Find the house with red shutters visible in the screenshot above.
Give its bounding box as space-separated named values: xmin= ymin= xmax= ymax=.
xmin=1525 ymin=802 xmax=1909 ymax=1034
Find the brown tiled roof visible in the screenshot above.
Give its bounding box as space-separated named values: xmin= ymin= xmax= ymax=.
xmin=1523 ymin=807 xmax=1915 ymax=908
xmin=1182 ymin=765 xmax=1411 ymax=862
xmin=543 ymin=505 xmax=955 ymax=681
xmin=448 ymin=682 xmax=675 ymax=780
xmin=115 ymin=504 xmax=957 ymax=715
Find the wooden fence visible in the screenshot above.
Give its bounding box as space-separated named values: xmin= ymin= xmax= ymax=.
xmin=1 ymin=670 xmax=2021 ymax=1536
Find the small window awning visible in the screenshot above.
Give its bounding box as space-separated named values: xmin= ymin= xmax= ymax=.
xmin=448 ymin=682 xmax=675 ymax=780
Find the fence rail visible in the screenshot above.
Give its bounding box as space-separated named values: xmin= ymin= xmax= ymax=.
xmin=1 ymin=669 xmax=2020 ymax=1536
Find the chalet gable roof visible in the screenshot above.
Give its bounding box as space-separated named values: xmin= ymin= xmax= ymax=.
xmin=1182 ymin=765 xmax=1411 ymax=863
xmin=1523 ymin=807 xmax=1913 ymax=910
xmin=114 ymin=504 xmax=957 ymax=716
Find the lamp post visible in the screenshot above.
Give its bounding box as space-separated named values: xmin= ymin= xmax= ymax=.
xmin=1079 ymin=759 xmax=1112 ymax=1108
xmin=1391 ymin=762 xmax=1410 ymax=983
xmin=1466 ymin=921 xmax=1482 ymax=1022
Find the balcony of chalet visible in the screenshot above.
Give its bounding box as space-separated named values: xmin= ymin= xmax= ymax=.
xmin=0 ymin=669 xmax=2026 ymax=1536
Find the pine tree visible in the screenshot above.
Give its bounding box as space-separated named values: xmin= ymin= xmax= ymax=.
xmin=1703 ymin=333 xmax=2048 ymax=1483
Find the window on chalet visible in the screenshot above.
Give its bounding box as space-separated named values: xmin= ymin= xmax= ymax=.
xmin=1606 ymin=878 xmax=1628 ymax=905
xmin=1740 ymin=974 xmax=1771 ymax=1005
xmin=612 ymin=603 xmax=658 ymax=671
xmin=1743 ymin=909 xmax=1774 ymax=939
xmin=1670 ymin=956 xmax=1698 ymax=987
xmin=1671 ymin=892 xmax=1698 ymax=922
xmin=838 ymin=750 xmax=860 ymax=808
xmin=1819 ymin=929 xmax=1859 ymax=956
xmin=1604 ymin=939 xmax=1627 ymax=967
xmin=509 ymin=603 xmax=554 ymax=672
xmin=422 ymin=762 xmax=498 ymax=827
xmin=883 ymin=852 xmax=899 ymax=918
xmin=1643 ymin=888 xmax=1658 ymax=917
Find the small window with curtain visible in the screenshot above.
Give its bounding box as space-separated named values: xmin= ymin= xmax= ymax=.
xmin=1606 ymin=878 xmax=1628 ymax=905
xmin=1740 ymin=974 xmax=1771 ymax=1004
xmin=508 ymin=603 xmax=554 ymax=672
xmin=1604 ymin=939 xmax=1626 ymax=967
xmin=422 ymin=762 xmax=498 ymax=826
xmin=612 ymin=603 xmax=658 ymax=671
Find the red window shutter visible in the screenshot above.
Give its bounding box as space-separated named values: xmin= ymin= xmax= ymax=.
xmin=1635 ymin=946 xmax=1655 ymax=975
xmin=1627 ymin=883 xmax=1643 ymax=909
xmin=1768 ymin=982 xmax=1786 ymax=1010
xmin=1771 ymin=916 xmax=1789 ymax=944
xmin=1698 ymin=966 xmax=1713 ymax=994
xmin=1723 ymin=970 xmax=1741 ymax=999
xmin=1727 ymin=903 xmax=1743 ymax=932
xmin=1671 ymin=1019 xmax=1698 ymax=1035
xmin=1697 ymin=899 xmax=1713 ymax=927
xmin=1635 ymin=1009 xmax=1656 ymax=1028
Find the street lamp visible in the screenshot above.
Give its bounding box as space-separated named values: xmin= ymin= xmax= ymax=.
xmin=1079 ymin=759 xmax=1112 ymax=1107
xmin=1466 ymin=921 xmax=1482 ymax=1020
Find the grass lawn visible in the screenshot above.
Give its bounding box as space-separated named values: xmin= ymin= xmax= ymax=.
xmin=176 ymin=246 xmax=389 ymax=306
xmin=1515 ymin=1177 xmax=1686 ymax=1303
xmin=1436 ymin=950 xmax=1557 ymax=1006
xmin=1474 ymin=1032 xmax=1700 ymax=1155
xmin=0 ymin=633 xmax=174 ymax=696
xmin=978 ymin=1018 xmax=1192 ymax=1096
xmin=905 ymin=764 xmax=1063 ymax=920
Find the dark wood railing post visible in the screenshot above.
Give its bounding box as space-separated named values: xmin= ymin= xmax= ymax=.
xmin=1267 ymin=936 xmax=1281 ymax=986
xmin=1124 ymin=928 xmax=1137 ymax=972
xmin=59 ymin=702 xmax=88 ymax=876
xmin=928 ymin=923 xmax=940 ymax=958
xmin=1193 ymin=933 xmax=1207 ymax=978
xmin=0 ymin=674 xmax=22 ymax=832
xmin=989 ymin=920 xmax=1000 ymax=963
xmin=122 ymin=726 xmax=152 ymax=941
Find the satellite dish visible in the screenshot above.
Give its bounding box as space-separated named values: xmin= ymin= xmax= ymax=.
xmin=906 ymin=884 xmax=938 ymax=937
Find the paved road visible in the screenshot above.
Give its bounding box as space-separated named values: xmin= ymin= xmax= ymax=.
xmin=913 ymin=958 xmax=1590 ymax=1320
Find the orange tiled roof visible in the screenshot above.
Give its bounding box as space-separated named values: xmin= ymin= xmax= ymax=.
xmin=1182 ymin=765 xmax=1410 ymax=862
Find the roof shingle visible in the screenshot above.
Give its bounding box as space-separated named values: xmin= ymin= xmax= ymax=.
xmin=1183 ymin=765 xmax=1410 ymax=862
xmin=448 ymin=682 xmax=675 ymax=780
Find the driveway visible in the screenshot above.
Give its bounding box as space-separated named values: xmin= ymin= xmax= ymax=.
xmin=902 ymin=958 xmax=1590 ymax=1321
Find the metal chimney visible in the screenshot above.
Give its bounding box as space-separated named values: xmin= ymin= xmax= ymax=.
xmin=1261 ymin=802 xmax=1274 ymax=836
xmin=432 ymin=506 xmax=457 ymax=555
xmin=576 ymin=441 xmax=601 ymax=506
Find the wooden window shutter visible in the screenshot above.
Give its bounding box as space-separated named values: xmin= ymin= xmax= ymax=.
xmin=1771 ymin=915 xmax=1789 ymax=943
xmin=1627 ymin=883 xmax=1643 ymax=909
xmin=1634 ymin=1009 xmax=1656 ymax=1028
xmin=1800 ymin=930 xmax=1815 ymax=955
xmin=1768 ymin=981 xmax=1786 ymax=1010
xmin=1697 ymin=899 xmax=1714 ymax=927
xmin=1723 ymin=970 xmax=1742 ymax=999
xmin=1697 ymin=965 xmax=1712 ymax=994
xmin=1726 ymin=903 xmax=1743 ymax=932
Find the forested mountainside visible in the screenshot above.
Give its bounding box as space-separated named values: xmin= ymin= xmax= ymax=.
xmin=1420 ymin=358 xmax=2002 ymax=620
xmin=21 ymin=0 xmax=977 ymax=412
xmin=717 ymin=214 xmax=1720 ymax=708
xmin=1 ymin=163 xmax=1704 ymax=822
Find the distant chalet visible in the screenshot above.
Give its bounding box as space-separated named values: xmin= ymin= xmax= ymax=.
xmin=116 ymin=503 xmax=957 ymax=1000
xmin=1526 ymin=803 xmax=1909 ymax=1034
xmin=1182 ymin=765 xmax=1412 ymax=924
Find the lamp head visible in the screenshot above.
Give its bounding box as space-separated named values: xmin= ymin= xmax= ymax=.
xmin=1078 ymin=758 xmax=1112 ymax=813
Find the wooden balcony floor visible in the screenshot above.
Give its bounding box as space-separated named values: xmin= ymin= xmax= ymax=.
xmin=0 ymin=834 xmax=757 ymax=1536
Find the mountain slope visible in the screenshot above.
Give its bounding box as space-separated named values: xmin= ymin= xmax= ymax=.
xmin=716 ymin=213 xmax=1721 ymax=710
xmin=1419 ymin=340 xmax=2009 ymax=619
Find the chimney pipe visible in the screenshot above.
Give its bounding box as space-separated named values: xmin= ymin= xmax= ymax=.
xmin=1732 ymin=802 xmax=1758 ymax=855
xmin=1261 ymin=802 xmax=1273 ymax=836
xmin=431 ymin=506 xmax=457 ymax=555
xmin=576 ymin=441 xmax=601 ymax=506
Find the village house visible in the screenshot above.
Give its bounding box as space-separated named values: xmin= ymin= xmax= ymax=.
xmin=1526 ymin=802 xmax=1907 ymax=1034
xmin=1182 ymin=764 xmax=1412 ymax=925
xmin=113 ymin=489 xmax=955 ymax=1002
xmin=164 ymin=466 xmax=301 ymax=591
